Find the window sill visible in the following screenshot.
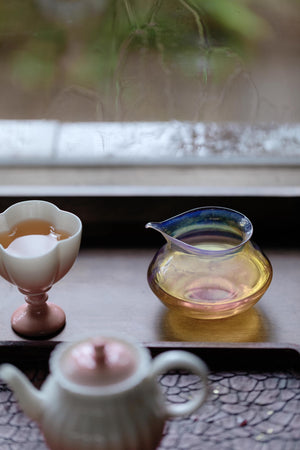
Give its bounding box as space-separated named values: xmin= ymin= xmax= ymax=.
xmin=1 ymin=120 xmax=300 ymax=165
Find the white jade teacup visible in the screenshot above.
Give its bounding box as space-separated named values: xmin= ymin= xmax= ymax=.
xmin=0 ymin=200 xmax=82 ymax=338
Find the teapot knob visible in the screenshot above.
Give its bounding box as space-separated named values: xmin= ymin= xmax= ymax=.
xmin=60 ymin=336 xmax=137 ymax=387
xmin=93 ymin=342 xmax=106 ymax=365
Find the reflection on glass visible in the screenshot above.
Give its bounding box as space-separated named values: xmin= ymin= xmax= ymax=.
xmin=163 ymin=306 xmax=267 ymax=343
xmin=0 ymin=0 xmax=299 ymax=122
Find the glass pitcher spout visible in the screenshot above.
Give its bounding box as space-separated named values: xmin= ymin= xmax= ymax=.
xmin=145 ymin=221 xmax=163 ymax=232
xmin=146 ymin=220 xmax=184 ymax=251
xmin=145 ymin=221 xmax=170 ymax=240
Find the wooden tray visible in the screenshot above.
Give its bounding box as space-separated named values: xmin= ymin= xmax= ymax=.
xmin=1 ymin=340 xmax=300 ymax=371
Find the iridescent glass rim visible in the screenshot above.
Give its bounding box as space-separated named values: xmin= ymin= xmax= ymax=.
xmin=146 ymin=206 xmax=253 ymax=256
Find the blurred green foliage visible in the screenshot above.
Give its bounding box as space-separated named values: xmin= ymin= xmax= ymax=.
xmin=1 ymin=0 xmax=298 ymax=121
xmin=0 ymin=0 xmax=271 ymax=89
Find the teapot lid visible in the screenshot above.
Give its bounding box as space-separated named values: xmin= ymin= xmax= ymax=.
xmin=60 ymin=336 xmax=137 ymax=387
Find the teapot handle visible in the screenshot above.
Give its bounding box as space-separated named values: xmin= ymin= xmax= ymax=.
xmin=150 ymin=350 xmax=208 ymax=418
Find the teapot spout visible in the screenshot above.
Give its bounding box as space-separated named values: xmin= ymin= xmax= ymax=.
xmin=0 ymin=363 xmax=44 ymax=422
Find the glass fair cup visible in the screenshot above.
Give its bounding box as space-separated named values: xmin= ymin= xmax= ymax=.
xmin=146 ymin=206 xmax=272 ymax=319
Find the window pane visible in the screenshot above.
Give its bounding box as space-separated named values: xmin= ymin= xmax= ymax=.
xmin=0 ymin=1 xmax=299 ymax=163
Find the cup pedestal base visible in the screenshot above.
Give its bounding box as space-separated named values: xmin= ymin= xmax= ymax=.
xmin=11 ymin=302 xmax=66 ymax=339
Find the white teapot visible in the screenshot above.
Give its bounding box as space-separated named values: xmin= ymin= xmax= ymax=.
xmin=0 ymin=334 xmax=208 ymax=450
xmin=0 ymin=334 xmax=207 ymax=450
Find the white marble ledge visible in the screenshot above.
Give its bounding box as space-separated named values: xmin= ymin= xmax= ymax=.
xmin=0 ymin=120 xmax=300 ymax=165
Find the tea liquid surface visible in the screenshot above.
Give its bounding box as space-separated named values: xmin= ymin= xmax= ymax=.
xmin=0 ymin=219 xmax=70 ymax=257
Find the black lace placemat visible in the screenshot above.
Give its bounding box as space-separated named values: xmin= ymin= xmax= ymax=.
xmin=0 ymin=367 xmax=300 ymax=450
